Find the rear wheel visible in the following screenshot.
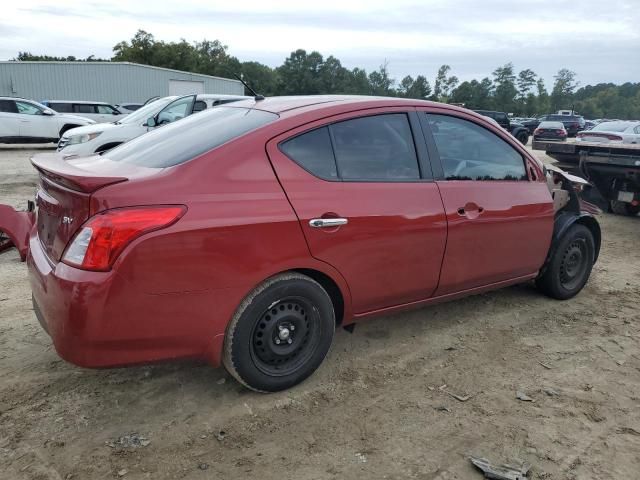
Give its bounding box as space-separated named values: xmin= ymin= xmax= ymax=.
xmin=223 ymin=273 xmax=335 ymax=392
xmin=536 ymin=224 xmax=595 ymax=300
xmin=610 ymin=200 xmax=640 ymax=216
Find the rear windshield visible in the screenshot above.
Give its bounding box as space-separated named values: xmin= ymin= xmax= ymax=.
xmin=591 ymin=121 xmax=633 ymax=133
xmin=106 ymin=107 xmax=278 ymax=168
xmin=538 ymin=121 xmax=564 ymax=128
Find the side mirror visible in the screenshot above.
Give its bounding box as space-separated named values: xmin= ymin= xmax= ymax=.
xmin=42 ymin=109 xmax=55 ymax=116
xmin=146 ymin=117 xmax=157 ymax=127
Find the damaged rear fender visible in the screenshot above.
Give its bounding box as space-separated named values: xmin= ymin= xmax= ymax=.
xmin=0 ymin=204 xmax=36 ymax=261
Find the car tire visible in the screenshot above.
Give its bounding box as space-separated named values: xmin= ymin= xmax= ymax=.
xmin=536 ymin=224 xmax=595 ymax=300
xmin=223 ymin=272 xmax=335 ymax=392
xmin=516 ymin=131 xmax=529 ymax=145
xmin=59 ymin=124 xmax=80 ymax=138
xmin=610 ymin=200 xmax=640 ymax=216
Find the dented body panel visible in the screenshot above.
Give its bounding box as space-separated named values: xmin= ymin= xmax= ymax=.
xmin=0 ymin=204 xmax=35 ymax=260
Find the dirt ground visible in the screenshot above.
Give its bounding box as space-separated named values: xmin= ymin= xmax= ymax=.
xmin=1 ymin=144 xmax=639 ymax=480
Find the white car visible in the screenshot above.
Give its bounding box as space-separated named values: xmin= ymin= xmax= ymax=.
xmin=115 ymin=103 xmax=143 ymax=114
xmin=41 ymin=100 xmax=127 ymax=123
xmin=57 ymin=94 xmax=251 ymax=155
xmin=0 ymin=97 xmax=95 ymax=144
xmin=577 ymin=121 xmax=640 ymax=144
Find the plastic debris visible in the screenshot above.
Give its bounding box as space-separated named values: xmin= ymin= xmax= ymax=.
xmin=469 ymin=456 xmax=530 ymax=480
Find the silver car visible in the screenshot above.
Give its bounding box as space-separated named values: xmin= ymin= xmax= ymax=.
xmin=577 ymin=121 xmax=640 ymax=144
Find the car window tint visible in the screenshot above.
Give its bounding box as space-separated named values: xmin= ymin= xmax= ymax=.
xmin=15 ymin=101 xmax=41 ymax=115
xmin=426 ymin=114 xmax=527 ymax=181
xmin=49 ymin=103 xmax=73 ymax=113
xmin=157 ymin=96 xmax=193 ymax=124
xmin=74 ymin=104 xmax=96 ymax=114
xmin=192 ymin=100 xmax=207 ymax=113
xmin=280 ymin=127 xmax=338 ymax=180
xmin=107 ymin=107 xmax=278 ymax=168
xmin=331 ymin=114 xmax=420 ymax=181
xmin=0 ymin=99 xmax=19 ymax=113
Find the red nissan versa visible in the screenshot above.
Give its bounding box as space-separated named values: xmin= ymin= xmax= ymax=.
xmin=16 ymin=96 xmax=600 ymax=392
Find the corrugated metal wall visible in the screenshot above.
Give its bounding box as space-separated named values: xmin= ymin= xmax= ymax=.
xmin=0 ymin=62 xmax=244 ymax=103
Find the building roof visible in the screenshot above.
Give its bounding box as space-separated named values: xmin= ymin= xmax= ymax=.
xmin=0 ymin=61 xmax=242 ymax=85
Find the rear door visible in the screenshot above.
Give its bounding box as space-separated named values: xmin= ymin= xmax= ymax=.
xmin=14 ymin=100 xmax=58 ymax=140
xmin=267 ymin=109 xmax=447 ymax=314
xmin=419 ymin=109 xmax=554 ymax=295
xmin=73 ymin=103 xmax=99 ymax=121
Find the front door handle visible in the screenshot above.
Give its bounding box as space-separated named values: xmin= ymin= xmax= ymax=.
xmin=457 ymin=203 xmax=484 ymax=218
xmin=309 ymin=218 xmax=348 ymax=228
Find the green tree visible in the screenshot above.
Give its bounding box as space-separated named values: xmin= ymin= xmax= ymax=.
xmin=398 ymin=75 xmax=432 ymax=99
xmin=433 ymin=65 xmax=458 ymax=102
xmin=551 ymin=68 xmax=578 ymax=111
xmin=450 ymin=78 xmax=493 ymax=109
xmin=536 ymin=78 xmax=551 ymax=115
xmin=368 ymin=62 xmax=394 ymax=96
xmin=492 ymin=62 xmax=517 ymax=112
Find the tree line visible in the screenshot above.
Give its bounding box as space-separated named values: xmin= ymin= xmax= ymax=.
xmin=15 ymin=30 xmax=640 ymax=119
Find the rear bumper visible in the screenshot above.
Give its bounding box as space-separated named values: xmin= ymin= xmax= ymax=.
xmin=27 ymin=233 xmax=238 ymax=368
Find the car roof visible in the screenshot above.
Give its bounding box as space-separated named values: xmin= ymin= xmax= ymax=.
xmin=196 ymin=94 xmax=252 ymax=100
xmin=46 ymin=100 xmax=113 ymax=105
xmin=227 ymin=95 xmax=450 ymax=114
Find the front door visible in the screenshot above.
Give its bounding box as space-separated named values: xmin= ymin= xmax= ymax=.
xmin=267 ymin=109 xmax=447 ymax=314
xmin=0 ymin=99 xmax=20 ymax=139
xmin=420 ymin=110 xmax=554 ymax=295
xmin=15 ymin=100 xmax=57 ymax=140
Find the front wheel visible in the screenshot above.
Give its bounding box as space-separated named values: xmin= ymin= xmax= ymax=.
xmin=516 ymin=131 xmax=529 ymax=145
xmin=610 ymin=200 xmax=640 ymax=216
xmin=536 ymin=224 xmax=595 ymax=300
xmin=223 ymin=273 xmax=335 ymax=392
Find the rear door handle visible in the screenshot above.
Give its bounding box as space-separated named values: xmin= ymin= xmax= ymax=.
xmin=457 ymin=203 xmax=484 ymax=217
xmin=309 ymin=218 xmax=348 ymax=228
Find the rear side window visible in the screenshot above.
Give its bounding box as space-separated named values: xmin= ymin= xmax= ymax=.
xmin=107 ymin=107 xmax=278 ymax=168
xmin=0 ymin=99 xmax=18 ymax=113
xmin=280 ymin=113 xmax=421 ymax=181
xmin=74 ymin=104 xmax=96 ymax=114
xmin=426 ymin=114 xmax=527 ymax=181
xmin=97 ymin=105 xmax=117 ymax=114
xmin=49 ymin=102 xmax=73 ymax=113
xmin=192 ymin=100 xmax=207 ymax=113
xmin=280 ymin=127 xmax=338 ymax=180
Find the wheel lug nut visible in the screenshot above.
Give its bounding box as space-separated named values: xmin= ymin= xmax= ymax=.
xmin=278 ymin=325 xmax=284 ymax=330
xmin=287 ymin=338 xmax=292 ymax=344
xmin=275 ymin=338 xmax=281 ymax=345
xmin=289 ymin=325 xmax=295 ymax=331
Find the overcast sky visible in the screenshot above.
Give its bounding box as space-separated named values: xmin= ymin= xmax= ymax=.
xmin=2 ymin=0 xmax=638 ymax=88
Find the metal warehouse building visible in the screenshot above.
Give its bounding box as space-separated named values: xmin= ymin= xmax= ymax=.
xmin=0 ymin=61 xmax=244 ymax=104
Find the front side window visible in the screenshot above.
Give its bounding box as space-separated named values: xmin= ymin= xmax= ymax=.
xmin=426 ymin=114 xmax=527 ymax=181
xmin=157 ymin=96 xmax=195 ymax=124
xmin=15 ymin=101 xmax=42 ymax=115
xmin=192 ymin=101 xmax=207 ymax=113
xmin=97 ymin=105 xmax=117 ymax=114
xmin=280 ymin=113 xmax=421 ymax=181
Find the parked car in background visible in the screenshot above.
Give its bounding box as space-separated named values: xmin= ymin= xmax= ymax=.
xmin=17 ymin=96 xmax=599 ymax=392
xmin=41 ymin=100 xmax=126 ymax=123
xmin=57 ymin=93 xmax=251 ymax=155
xmin=524 ymin=114 xmax=585 ymax=137
xmin=533 ymin=121 xmax=567 ymax=141
xmin=472 ymin=110 xmax=530 ymax=144
xmin=576 ymin=121 xmax=640 ymax=144
xmin=0 ymin=96 xmax=95 ymax=144
xmin=116 ymin=103 xmax=143 ymax=114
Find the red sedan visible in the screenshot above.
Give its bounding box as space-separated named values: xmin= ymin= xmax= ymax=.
xmin=20 ymin=96 xmax=600 ymax=391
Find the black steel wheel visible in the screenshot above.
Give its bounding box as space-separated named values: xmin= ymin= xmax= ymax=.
xmin=536 ymin=224 xmax=595 ymax=300
xmin=223 ymin=273 xmax=335 ymax=392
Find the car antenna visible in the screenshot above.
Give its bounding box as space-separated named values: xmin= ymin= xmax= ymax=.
xmin=233 ymin=73 xmax=265 ymax=101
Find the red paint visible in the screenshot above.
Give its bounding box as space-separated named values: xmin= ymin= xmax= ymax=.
xmin=25 ymin=96 xmax=558 ymax=369
xmin=0 ymin=205 xmax=35 ymax=260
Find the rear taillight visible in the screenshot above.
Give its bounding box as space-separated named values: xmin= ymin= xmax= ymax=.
xmin=559 ymin=130 xmax=567 ymax=136
xmin=62 ymin=206 xmax=186 ymax=271
xmin=605 ymin=134 xmax=623 ymax=141
xmin=534 ymin=129 xmax=541 ymax=135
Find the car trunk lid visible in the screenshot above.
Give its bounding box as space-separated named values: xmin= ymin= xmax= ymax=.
xmin=31 ymin=153 xmax=155 ymax=262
